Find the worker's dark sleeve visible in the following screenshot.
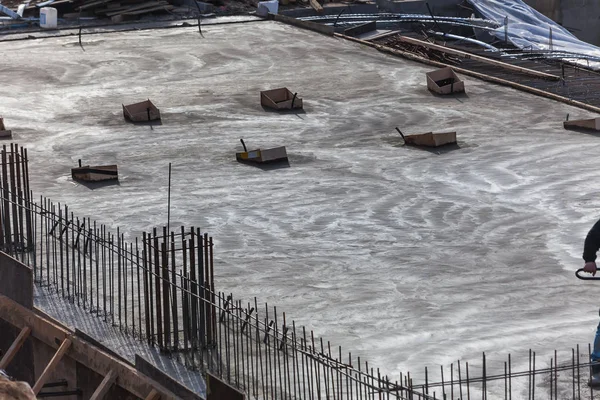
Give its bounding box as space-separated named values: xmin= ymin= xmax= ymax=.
xmin=583 ymin=219 xmax=600 ymax=262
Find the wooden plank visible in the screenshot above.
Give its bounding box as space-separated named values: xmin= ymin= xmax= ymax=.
xmin=0 ymin=326 xmax=31 ymax=369
xmin=309 ymin=0 xmax=323 ymax=13
xmin=89 ymin=368 xmax=117 ymax=400
xmin=564 ymin=117 xmax=600 ymax=131
xmin=145 ymin=389 xmax=161 ymax=400
xmin=32 ymin=337 xmax=72 ymax=394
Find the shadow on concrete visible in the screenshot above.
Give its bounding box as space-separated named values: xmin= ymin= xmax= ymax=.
xmin=409 ymin=142 xmax=462 ymax=154
xmin=563 ymin=126 xmax=600 ymax=137
xmin=385 ymin=137 xmax=462 ymax=154
xmin=260 ymin=106 xmax=307 ymax=117
xmin=74 ymin=179 xmax=121 ymax=190
xmin=428 ymin=91 xmax=470 ymax=103
xmin=126 ymin=119 xmax=163 ymax=127
xmin=236 ymin=159 xmax=291 ymax=171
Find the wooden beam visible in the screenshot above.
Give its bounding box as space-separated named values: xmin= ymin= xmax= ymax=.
xmin=32 ymin=338 xmax=72 ymax=394
xmin=145 ymin=389 xmax=161 ymax=400
xmin=89 ymin=368 xmax=117 ymax=400
xmin=309 ymin=0 xmax=323 ymax=13
xmin=0 ymin=326 xmax=30 ymax=369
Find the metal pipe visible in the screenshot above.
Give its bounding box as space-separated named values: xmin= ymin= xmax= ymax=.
xmin=428 ymin=31 xmax=500 ymax=51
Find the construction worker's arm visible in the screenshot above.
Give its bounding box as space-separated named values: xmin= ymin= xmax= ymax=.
xmin=583 ymin=219 xmax=600 ymax=275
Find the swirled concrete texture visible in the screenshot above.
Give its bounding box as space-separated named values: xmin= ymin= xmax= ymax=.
xmin=1 ymin=19 xmax=598 ymax=384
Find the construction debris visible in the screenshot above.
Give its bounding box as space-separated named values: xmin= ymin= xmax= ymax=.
xmin=343 ymin=21 xmax=376 ymax=38
xmin=563 ymin=115 xmax=600 ymax=131
xmin=122 ymin=99 xmax=160 ymax=122
xmin=396 ymin=127 xmax=457 ymax=147
xmin=78 ymin=0 xmax=174 ymax=21
xmin=0 ymin=118 xmax=12 ymax=138
xmin=426 ymin=67 xmax=465 ymax=95
xmin=260 ymin=88 xmax=303 ymax=110
xmin=309 ymin=0 xmax=323 ymax=14
xmin=71 ymin=160 xmax=118 ymax=182
xmin=236 ymin=139 xmax=288 ymax=164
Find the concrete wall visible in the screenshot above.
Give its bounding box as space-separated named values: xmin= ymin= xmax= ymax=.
xmin=0 ymin=252 xmax=33 ymax=309
xmin=558 ymin=0 xmax=600 ymax=45
xmin=523 ymin=0 xmax=561 ymax=20
xmin=523 ymin=0 xmax=600 ymax=45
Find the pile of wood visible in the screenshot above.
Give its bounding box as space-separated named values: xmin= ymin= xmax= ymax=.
xmin=77 ymin=0 xmax=174 ymax=21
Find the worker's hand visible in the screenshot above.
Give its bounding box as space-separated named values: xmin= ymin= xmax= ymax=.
xmin=584 ymin=261 xmax=598 ymax=276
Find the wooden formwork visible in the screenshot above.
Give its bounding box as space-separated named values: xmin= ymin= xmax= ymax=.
xmin=123 ymin=100 xmax=161 ymax=122
xmin=0 ymin=295 xmax=187 ymax=399
xmin=236 ymin=146 xmax=288 ymax=163
xmin=71 ymin=164 xmax=118 ymax=182
xmin=0 ymin=117 xmax=12 ymax=138
xmin=563 ymin=117 xmax=600 ymax=131
xmin=260 ymin=88 xmax=303 ymax=110
xmin=404 ymin=131 xmax=456 ymax=147
xmin=426 ymin=67 xmax=465 ymax=95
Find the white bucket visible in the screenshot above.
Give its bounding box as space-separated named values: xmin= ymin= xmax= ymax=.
xmin=256 ymin=0 xmax=278 ymax=17
xmin=39 ymin=7 xmax=57 ymax=29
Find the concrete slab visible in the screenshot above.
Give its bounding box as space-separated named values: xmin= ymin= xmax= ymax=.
xmin=1 ymin=19 xmax=599 ymax=386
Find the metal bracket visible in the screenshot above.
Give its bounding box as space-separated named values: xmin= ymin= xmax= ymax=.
xmin=576 ymin=268 xmax=600 ymax=280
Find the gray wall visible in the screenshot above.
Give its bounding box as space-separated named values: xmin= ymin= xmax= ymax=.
xmin=524 ymin=0 xmax=600 ymax=45
xmin=0 ymin=252 xmax=33 ymax=309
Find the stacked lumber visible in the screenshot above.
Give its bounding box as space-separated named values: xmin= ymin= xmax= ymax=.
xmin=78 ymin=0 xmax=174 ymax=20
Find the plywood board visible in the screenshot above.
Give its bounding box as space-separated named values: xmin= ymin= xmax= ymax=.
xmin=563 ymin=117 xmax=600 ymax=131
xmin=123 ymin=100 xmax=161 ymax=122
xmin=260 ymin=88 xmax=303 ymax=110
xmin=404 ymin=131 xmax=457 ymax=147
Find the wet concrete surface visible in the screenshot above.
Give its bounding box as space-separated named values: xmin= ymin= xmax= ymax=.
xmin=2 ymin=19 xmax=600 ymax=384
